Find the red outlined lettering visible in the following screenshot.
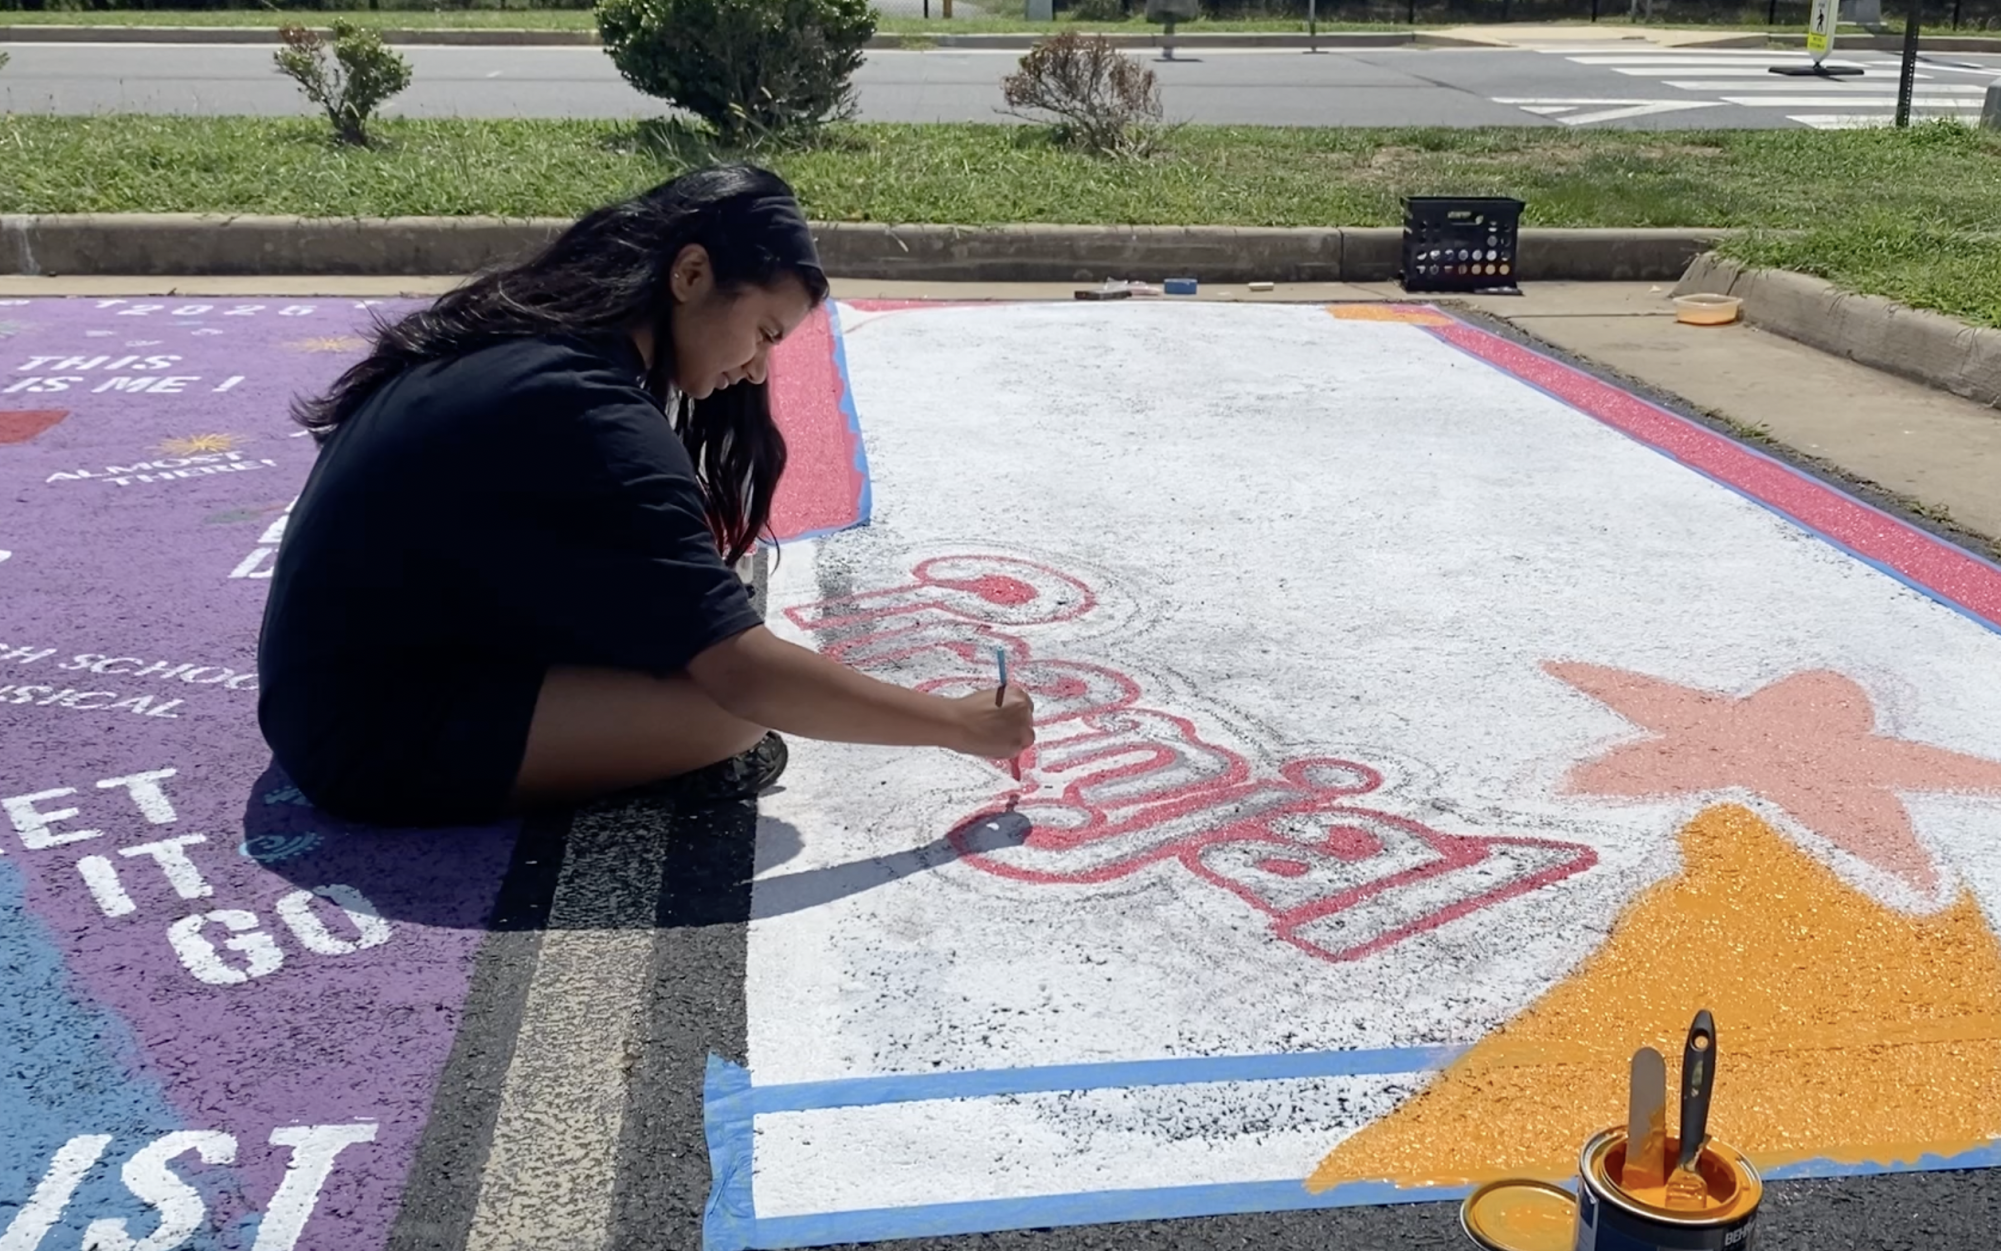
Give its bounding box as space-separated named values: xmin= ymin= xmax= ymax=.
xmin=787 ymin=554 xmax=1596 ymax=964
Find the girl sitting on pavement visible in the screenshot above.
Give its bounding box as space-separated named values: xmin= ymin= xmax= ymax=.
xmin=257 ymin=163 xmax=1035 ymax=827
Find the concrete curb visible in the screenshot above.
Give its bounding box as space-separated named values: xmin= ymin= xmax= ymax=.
xmin=0 ymin=215 xmax=1725 ymax=283
xmin=1675 ymin=253 xmax=2001 ymax=410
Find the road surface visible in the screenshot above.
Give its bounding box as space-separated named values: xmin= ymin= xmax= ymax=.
xmin=2 ymin=40 xmax=1997 ymax=129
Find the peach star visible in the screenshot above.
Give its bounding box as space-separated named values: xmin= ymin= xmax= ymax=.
xmin=1545 ymin=663 xmax=2001 ymax=893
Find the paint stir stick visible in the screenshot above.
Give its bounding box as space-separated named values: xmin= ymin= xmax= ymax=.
xmin=996 ymin=646 xmax=1021 ymax=782
xmin=1623 ymin=1046 xmax=1668 ymax=1193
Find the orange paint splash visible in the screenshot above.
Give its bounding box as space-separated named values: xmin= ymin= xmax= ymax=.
xmin=1306 ymin=805 xmax=2001 ymax=1193
xmin=1324 ymin=304 xmax=1456 ymax=326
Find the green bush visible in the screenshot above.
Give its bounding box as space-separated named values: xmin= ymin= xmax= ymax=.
xmin=274 ymin=21 xmax=412 ymax=146
xmin=1068 ymin=0 xmax=1132 ymax=18
xmin=596 ymin=0 xmax=875 ymax=145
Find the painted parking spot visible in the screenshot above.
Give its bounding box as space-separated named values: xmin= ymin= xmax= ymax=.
xmin=0 ymin=296 xmax=863 ymax=1251
xmin=729 ymin=299 xmax=2001 ymax=1247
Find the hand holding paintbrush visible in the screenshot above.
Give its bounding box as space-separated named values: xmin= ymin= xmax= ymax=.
xmin=996 ymin=646 xmax=1022 ymax=782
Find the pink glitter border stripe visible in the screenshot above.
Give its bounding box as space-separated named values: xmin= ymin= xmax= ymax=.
xmin=1429 ymin=317 xmax=2001 ymax=634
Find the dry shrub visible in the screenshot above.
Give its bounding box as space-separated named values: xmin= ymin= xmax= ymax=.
xmin=1000 ymin=32 xmax=1166 ymax=158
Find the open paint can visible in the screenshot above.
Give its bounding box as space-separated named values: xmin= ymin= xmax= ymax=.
xmin=1461 ymin=1127 xmax=1762 ymax=1251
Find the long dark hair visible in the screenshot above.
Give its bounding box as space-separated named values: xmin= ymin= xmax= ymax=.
xmin=292 ymin=164 xmax=829 ymax=565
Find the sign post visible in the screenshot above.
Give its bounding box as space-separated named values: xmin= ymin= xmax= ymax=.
xmin=1770 ymin=0 xmax=1865 ymax=77
xmin=1894 ymin=0 xmax=1921 ymax=126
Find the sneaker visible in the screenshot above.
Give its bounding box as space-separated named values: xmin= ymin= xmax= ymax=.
xmin=673 ymin=732 xmax=789 ymax=805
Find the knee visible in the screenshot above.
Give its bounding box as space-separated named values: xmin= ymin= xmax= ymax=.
xmin=727 ymin=720 xmax=768 ymax=758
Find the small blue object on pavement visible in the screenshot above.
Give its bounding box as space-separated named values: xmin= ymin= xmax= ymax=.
xmin=1164 ymin=278 xmax=1199 ymax=295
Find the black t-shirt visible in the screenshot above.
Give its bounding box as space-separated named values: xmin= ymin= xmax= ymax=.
xmin=256 ymin=330 xmax=762 ymax=807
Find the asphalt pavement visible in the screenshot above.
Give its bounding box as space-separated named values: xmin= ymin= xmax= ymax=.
xmin=2 ymin=40 xmax=1997 ymax=129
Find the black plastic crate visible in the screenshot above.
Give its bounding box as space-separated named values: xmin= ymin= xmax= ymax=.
xmin=1400 ymin=197 xmax=1524 ymax=294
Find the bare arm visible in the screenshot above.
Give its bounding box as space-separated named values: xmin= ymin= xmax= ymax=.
xmin=686 ymin=625 xmax=1034 ymax=758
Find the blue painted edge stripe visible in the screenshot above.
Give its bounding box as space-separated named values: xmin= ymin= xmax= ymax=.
xmin=764 ymin=302 xmax=872 ymax=551
xmin=1760 ymin=1139 xmax=2001 ymax=1179
xmin=1419 ymin=311 xmax=2001 ymax=641
xmin=826 ymin=299 xmax=873 ymax=530
xmin=702 ymin=1055 xmax=758 ymax=1251
xmin=748 ymin=1044 xmax=1468 ymax=1114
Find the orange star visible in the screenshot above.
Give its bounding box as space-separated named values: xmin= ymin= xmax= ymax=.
xmin=1546 ymin=663 xmax=2001 ymax=893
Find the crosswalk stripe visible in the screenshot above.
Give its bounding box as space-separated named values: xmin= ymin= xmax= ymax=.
xmin=1787 ymin=113 xmax=1944 ymax=128
xmin=1720 ymin=95 xmax=1982 ymax=107
xmin=1537 ymin=47 xmax=1819 ymax=56
xmin=1608 ymin=65 xmax=1879 ymax=77
xmin=1492 ymin=97 xmax=1688 ymax=105
xmin=1565 ymin=55 xmax=1869 ymax=67
xmin=1677 ymin=81 xmax=1983 ymax=92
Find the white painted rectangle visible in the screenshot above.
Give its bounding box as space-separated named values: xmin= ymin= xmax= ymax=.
xmin=743 ymin=301 xmax=2001 ymax=1227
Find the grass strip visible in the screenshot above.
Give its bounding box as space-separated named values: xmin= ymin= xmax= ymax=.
xmin=0 ymin=114 xmax=1993 ymax=325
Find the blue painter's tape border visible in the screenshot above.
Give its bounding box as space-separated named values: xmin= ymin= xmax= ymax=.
xmin=768 ymin=300 xmax=875 ymax=549
xmin=1419 ymin=310 xmax=2001 ymax=641
xmin=756 ymin=298 xmax=868 ymax=552
xmin=828 ymin=299 xmax=873 ymax=533
xmin=1761 ymin=1139 xmax=2001 ymax=1180
xmin=702 ymin=1055 xmax=758 ymax=1251
xmin=748 ymin=1043 xmax=1467 ymax=1114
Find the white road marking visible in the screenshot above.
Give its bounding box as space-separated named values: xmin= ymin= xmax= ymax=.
xmin=1528 ymin=43 xmax=2000 ymax=127
xmin=1720 ymin=94 xmax=1982 ymax=107
xmin=1565 ymin=55 xmax=1872 ymax=67
xmin=1491 ymin=97 xmax=1725 ymax=125
xmin=1662 ymin=79 xmax=1982 ymax=91
xmin=1609 ymin=65 xmax=1879 ymax=77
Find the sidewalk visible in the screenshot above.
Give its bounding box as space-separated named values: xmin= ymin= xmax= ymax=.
xmin=1 ymin=274 xmax=1991 ymax=550
xmin=1424 ymin=22 xmax=1771 ymax=47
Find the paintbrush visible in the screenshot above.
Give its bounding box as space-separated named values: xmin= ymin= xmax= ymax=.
xmin=995 ymin=646 xmax=1020 ymax=782
xmin=1666 ymin=1009 xmax=1717 ymax=1210
xmin=1622 ymin=1045 xmax=1668 ymax=1193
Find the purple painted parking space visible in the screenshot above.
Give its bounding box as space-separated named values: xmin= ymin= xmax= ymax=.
xmin=0 ymin=296 xmax=516 ymax=1251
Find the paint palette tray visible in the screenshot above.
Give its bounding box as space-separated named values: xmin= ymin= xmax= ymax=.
xmin=1399 ymin=197 xmax=1524 ymax=295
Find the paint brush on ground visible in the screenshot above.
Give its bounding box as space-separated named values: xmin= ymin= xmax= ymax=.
xmin=1666 ymin=1009 xmax=1717 ymax=1210
xmin=1623 ymin=1045 xmax=1668 ymax=1194
xmin=995 ymin=646 xmax=1020 ymax=782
